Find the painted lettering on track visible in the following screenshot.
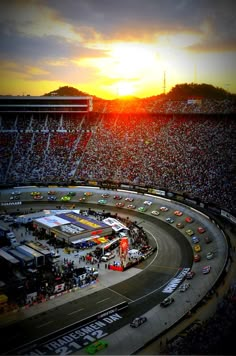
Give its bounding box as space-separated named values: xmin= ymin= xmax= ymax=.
xmin=16 ymin=313 xmax=122 ymax=355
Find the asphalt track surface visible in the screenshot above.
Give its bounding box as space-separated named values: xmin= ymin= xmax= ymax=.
xmin=0 ymin=202 xmax=193 ymax=355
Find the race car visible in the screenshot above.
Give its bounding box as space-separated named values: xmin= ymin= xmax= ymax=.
xmin=130 ymin=316 xmax=147 ymax=328
xmin=186 ymin=229 xmax=194 ymax=236
xmin=194 ymin=244 xmax=201 ymax=252
xmin=84 ymin=192 xmax=93 ymax=196
xmin=86 ymin=340 xmax=108 ymax=355
xmin=160 ymin=297 xmax=174 ymax=307
xmin=125 ymin=197 xmax=134 ymax=202
xmin=194 ymin=254 xmax=201 ymax=262
xmin=68 ymin=191 xmax=76 ymax=196
xmin=144 ymin=200 xmax=152 ymax=206
xmin=159 ymin=206 xmax=169 ymax=212
xmin=197 ymin=226 xmax=206 ymax=234
xmin=185 ymin=216 xmax=194 ymax=223
xmin=137 ymin=206 xmax=147 ymax=213
xmin=48 ymin=195 xmax=57 ymax=201
xmin=204 ymin=235 xmax=212 ymax=244
xmin=33 ymin=194 xmax=43 ymax=200
xmin=113 ymin=195 xmax=122 ymax=200
xmin=79 ymin=197 xmax=86 ymax=202
xmin=127 ymin=204 xmax=136 ymax=209
xmin=176 ymin=222 xmax=184 ymax=229
xmin=101 ymin=193 xmax=110 ymax=198
xmin=191 ymin=236 xmax=200 ymax=244
xmin=48 ymin=191 xmax=56 ymax=195
xmin=98 ymin=199 xmax=107 ymax=205
xmin=179 ymin=283 xmax=190 ymax=292
xmin=202 ymin=265 xmax=211 ymax=274
xmin=61 ymin=195 xmax=71 ymax=201
xmin=174 ymin=210 xmax=183 ymax=216
xmin=11 ymin=191 xmax=21 ymax=195
xmin=166 ymin=217 xmax=175 ymax=224
xmin=151 ymin=210 xmax=160 ymax=216
xmin=206 ymin=251 xmax=214 ymax=260
xmin=186 ymin=271 xmax=195 ymax=279
xmin=116 ymin=202 xmax=125 ymax=208
xmin=10 ymin=195 xmax=20 ymax=200
xmin=31 ymin=191 xmax=40 ymax=196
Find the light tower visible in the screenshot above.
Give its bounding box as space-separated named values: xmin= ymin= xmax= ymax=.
xmin=194 ymin=64 xmax=197 ymax=83
xmin=163 ymin=71 xmax=166 ymax=95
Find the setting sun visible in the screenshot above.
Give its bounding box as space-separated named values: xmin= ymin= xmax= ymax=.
xmin=117 ymin=81 xmax=135 ymax=96
xmin=110 ymin=43 xmax=156 ymax=80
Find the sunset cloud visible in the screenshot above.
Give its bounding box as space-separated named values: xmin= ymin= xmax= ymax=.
xmin=0 ymin=0 xmax=235 ymax=98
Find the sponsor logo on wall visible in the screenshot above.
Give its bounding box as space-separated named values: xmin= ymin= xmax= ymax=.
xmin=162 ymin=268 xmax=190 ymax=293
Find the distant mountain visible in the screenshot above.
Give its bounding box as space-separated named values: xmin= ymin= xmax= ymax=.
xmin=165 ymin=83 xmax=232 ymax=100
xmin=42 ymin=84 xmax=234 ymax=101
xmin=145 ymin=83 xmax=233 ymax=101
xmin=42 ymin=86 xmax=103 ymax=100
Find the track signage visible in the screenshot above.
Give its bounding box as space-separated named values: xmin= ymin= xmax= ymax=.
xmin=162 ymin=268 xmax=190 ymax=293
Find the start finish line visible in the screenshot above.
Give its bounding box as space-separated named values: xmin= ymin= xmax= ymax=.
xmin=8 ymin=302 xmax=128 ymax=356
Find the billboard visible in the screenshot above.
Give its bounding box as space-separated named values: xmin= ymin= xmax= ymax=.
xmin=58 ymin=212 xmax=107 ymax=230
xmin=102 ymin=218 xmax=129 ymax=232
xmin=148 ymin=188 xmax=165 ymax=196
xmin=35 ymin=215 xmax=69 ymax=228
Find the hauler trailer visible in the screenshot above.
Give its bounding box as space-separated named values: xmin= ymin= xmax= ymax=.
xmin=0 ymin=248 xmax=20 ymax=267
xmin=24 ymin=241 xmax=51 ymax=263
xmin=101 ymin=237 xmax=120 ymax=255
xmin=8 ymin=249 xmax=34 ymax=269
xmin=16 ymin=245 xmax=44 ymax=267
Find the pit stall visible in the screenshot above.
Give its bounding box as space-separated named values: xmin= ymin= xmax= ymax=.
xmin=33 ymin=211 xmax=113 ymax=247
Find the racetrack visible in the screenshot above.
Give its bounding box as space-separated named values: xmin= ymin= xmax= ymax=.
xmin=0 ymin=188 xmax=227 ymax=355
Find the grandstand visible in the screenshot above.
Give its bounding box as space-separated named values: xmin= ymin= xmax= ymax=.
xmin=0 ymin=95 xmax=235 ymax=213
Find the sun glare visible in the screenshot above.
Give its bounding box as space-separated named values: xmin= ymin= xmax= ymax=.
xmin=110 ymin=43 xmax=156 ymax=79
xmin=117 ymin=81 xmax=135 ymax=96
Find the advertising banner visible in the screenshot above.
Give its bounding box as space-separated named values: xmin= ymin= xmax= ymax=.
xmin=58 ymin=212 xmax=107 ymax=230
xmin=148 ymin=188 xmax=165 ymax=196
xmin=102 ymin=218 xmax=129 ymax=232
xmin=88 ymin=181 xmax=98 ymax=186
xmin=54 ymin=283 xmax=65 ymax=294
xmin=119 ymin=237 xmax=129 ymax=266
xmin=35 ymin=215 xmax=69 ymax=228
xmin=135 ymin=185 xmax=148 ymax=193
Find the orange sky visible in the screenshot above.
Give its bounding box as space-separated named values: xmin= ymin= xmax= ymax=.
xmin=0 ymin=0 xmax=235 ymax=99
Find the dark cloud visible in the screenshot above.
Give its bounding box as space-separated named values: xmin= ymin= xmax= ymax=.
xmin=40 ymin=0 xmax=236 ymax=47
xmin=0 ymin=31 xmax=108 ymax=62
xmin=1 ymin=0 xmax=235 ymax=51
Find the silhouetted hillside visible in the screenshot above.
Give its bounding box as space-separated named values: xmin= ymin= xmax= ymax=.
xmin=42 ymin=86 xmax=103 ymax=100
xmin=165 ymin=83 xmax=232 ymax=100
xmin=43 ymin=84 xmax=234 ymax=101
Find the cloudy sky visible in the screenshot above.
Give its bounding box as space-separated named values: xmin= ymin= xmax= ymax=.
xmin=0 ymin=0 xmax=235 ymax=98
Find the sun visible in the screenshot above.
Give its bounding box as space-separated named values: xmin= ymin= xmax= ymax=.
xmin=110 ymin=43 xmax=156 ymax=79
xmin=117 ymin=81 xmax=135 ymax=97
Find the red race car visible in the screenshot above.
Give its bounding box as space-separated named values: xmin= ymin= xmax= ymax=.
xmin=113 ymin=195 xmax=122 ymax=200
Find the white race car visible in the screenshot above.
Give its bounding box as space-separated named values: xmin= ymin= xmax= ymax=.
xmin=143 ymin=200 xmax=152 ymax=206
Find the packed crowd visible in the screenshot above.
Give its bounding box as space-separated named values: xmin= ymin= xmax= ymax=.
xmin=77 ymin=114 xmax=235 ymax=211
xmin=101 ymin=98 xmax=235 ymax=114
xmin=0 ymin=108 xmax=235 ymax=212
